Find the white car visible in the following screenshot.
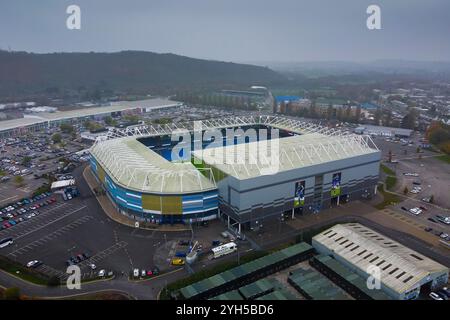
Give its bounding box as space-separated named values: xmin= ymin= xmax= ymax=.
xmin=409 ymin=208 xmax=422 ymax=215
xmin=89 ymin=263 xmax=97 ymax=270
xmin=133 ymin=268 xmax=139 ymax=277
xmin=439 ymin=233 xmax=449 ymax=239
xmin=98 ymin=269 xmax=106 ymax=277
xmin=429 ymin=292 xmax=443 ymax=301
xmin=26 ymin=260 xmax=42 ymax=268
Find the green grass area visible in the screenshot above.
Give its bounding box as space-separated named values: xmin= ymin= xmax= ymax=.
xmin=160 ymin=250 xmax=268 ymax=300
xmin=435 ymin=154 xmax=450 ymax=164
xmin=374 ymin=184 xmax=402 ymax=210
xmin=0 ymin=256 xmax=50 ymax=286
xmin=385 ymin=176 xmax=397 ymax=190
xmin=380 ymin=164 xmax=396 ymax=176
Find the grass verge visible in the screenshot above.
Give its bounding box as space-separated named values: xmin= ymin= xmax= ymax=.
xmin=380 ymin=163 xmax=396 ymax=176
xmin=385 ymin=176 xmax=397 ymax=190
xmin=435 ymin=154 xmax=450 ymax=164
xmin=0 ymin=256 xmax=49 ymax=286
xmin=374 ymin=184 xmax=402 ymax=210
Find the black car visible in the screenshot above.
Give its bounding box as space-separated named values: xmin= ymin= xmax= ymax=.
xmin=436 ymin=291 xmax=449 ymax=300
xmin=152 ymin=267 xmax=160 ymax=275
xmin=82 ymin=253 xmax=90 ymax=260
xmin=401 ymin=207 xmax=407 ymax=211
xmin=428 ymin=217 xmax=439 ymax=223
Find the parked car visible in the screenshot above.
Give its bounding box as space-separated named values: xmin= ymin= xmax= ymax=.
xmin=98 ymin=269 xmax=106 ymax=277
xmin=429 ymin=292 xmax=443 ymax=300
xmin=171 ymin=258 xmax=185 ymax=266
xmin=26 ymin=260 xmax=42 ymax=268
xmin=133 ymin=268 xmax=139 ymax=277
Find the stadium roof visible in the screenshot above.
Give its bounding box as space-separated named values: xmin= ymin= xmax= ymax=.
xmin=193 ymin=132 xmax=379 ymax=180
xmin=90 ymin=136 xmax=216 ymax=194
xmin=312 ymin=223 xmax=449 ymax=295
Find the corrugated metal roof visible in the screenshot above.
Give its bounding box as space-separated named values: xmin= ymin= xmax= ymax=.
xmin=312 ymin=223 xmax=449 ymax=295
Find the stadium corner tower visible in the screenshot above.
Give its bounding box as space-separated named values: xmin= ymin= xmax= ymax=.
xmin=89 ymin=116 xmax=381 ymax=230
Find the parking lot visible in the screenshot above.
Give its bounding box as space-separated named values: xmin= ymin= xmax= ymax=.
xmin=372 ymin=134 xmax=450 ymax=243
xmin=0 ymin=165 xmax=250 ymax=283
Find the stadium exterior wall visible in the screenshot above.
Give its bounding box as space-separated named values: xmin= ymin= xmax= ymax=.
xmin=218 ymin=151 xmax=381 ymax=229
xmin=89 ymin=157 xmax=219 ymax=224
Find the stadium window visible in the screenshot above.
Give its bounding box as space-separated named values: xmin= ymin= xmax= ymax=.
xmin=328 ymin=232 xmax=337 ymax=238
xmin=364 ymin=253 xmax=373 ymax=259
xmin=396 ymin=271 xmax=406 ymax=279
xmin=403 ymin=276 xmax=414 ymax=283
xmin=340 ymin=239 xmax=349 ymax=245
xmin=357 ymin=249 xmax=367 ymax=256
xmin=376 ymin=260 xmax=385 ymax=266
xmin=410 ymin=254 xmax=423 ymax=261
xmin=323 ymin=229 xmax=333 ymax=236
xmin=389 ymin=267 xmax=399 ymax=275
xmin=335 ymin=236 xmax=344 ymax=242
xmin=345 ymin=242 xmax=354 ymax=248
xmin=369 ymin=256 xmax=379 ymax=263
xmin=350 ymin=245 xmax=360 ymax=251
xmin=382 ymin=263 xmax=392 ymax=271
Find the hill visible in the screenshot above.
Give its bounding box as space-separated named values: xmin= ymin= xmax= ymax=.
xmin=0 ymin=50 xmax=286 ymax=98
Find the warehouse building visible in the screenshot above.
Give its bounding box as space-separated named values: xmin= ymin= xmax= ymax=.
xmin=310 ymin=254 xmax=391 ymax=300
xmin=312 ymin=223 xmax=449 ymax=300
xmin=178 ymin=242 xmax=314 ymax=299
xmin=287 ymin=267 xmax=350 ymax=300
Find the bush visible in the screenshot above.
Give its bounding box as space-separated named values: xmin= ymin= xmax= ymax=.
xmin=47 ymin=276 xmax=61 ymax=287
xmin=3 ymin=287 xmax=20 ymax=300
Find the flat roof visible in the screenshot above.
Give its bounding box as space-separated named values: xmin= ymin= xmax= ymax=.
xmin=193 ymin=133 xmax=379 ymax=180
xmin=312 ymin=223 xmax=449 ymax=295
xmin=0 ymin=98 xmax=176 ymax=132
xmin=180 ymin=242 xmax=313 ymax=299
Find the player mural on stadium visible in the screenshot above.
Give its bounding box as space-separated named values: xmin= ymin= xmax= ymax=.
xmin=294 ymin=181 xmax=306 ymax=207
xmin=331 ymin=172 xmax=342 ymax=198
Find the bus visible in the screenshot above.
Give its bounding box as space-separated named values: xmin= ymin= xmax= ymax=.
xmin=0 ymin=237 xmax=13 ymax=249
xmin=211 ymin=242 xmax=237 ymax=259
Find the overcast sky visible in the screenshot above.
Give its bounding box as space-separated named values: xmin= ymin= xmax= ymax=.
xmin=1 ymin=0 xmax=449 ymax=62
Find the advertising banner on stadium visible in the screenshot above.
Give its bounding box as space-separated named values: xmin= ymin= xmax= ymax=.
xmin=331 ymin=172 xmax=342 ymax=197
xmin=294 ymin=180 xmax=305 ymax=207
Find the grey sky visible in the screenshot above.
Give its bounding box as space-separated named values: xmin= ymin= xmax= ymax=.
xmin=1 ymin=0 xmax=449 ymax=62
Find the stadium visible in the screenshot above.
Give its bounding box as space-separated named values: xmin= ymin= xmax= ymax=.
xmin=89 ymin=116 xmax=381 ymax=228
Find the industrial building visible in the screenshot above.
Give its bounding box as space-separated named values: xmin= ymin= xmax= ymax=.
xmin=354 ymin=125 xmax=413 ymax=138
xmin=179 ymin=242 xmax=314 ymax=300
xmin=312 ymin=223 xmax=449 ymax=300
xmin=89 ymin=115 xmax=381 ymax=227
xmin=0 ymin=98 xmax=181 ymax=138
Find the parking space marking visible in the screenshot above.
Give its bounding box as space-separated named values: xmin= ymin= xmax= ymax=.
xmin=5 ymin=204 xmax=87 ymax=240
xmin=0 ymin=201 xmax=75 ymax=237
xmin=7 ymin=215 xmax=94 ymax=258
xmin=77 ymin=241 xmax=128 ymax=270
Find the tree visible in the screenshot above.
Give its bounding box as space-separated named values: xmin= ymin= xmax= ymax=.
xmin=374 ymin=107 xmax=382 ymax=125
xmin=401 ymin=109 xmax=417 ymax=129
xmin=22 ymin=156 xmax=32 ymax=167
xmin=60 ymin=123 xmax=74 ymax=134
xmin=52 ymin=133 xmax=62 ymax=144
xmin=14 ymin=176 xmax=24 ymax=187
xmin=403 ymin=186 xmax=409 ymax=195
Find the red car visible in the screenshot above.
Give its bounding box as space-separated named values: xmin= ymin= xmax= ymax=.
xmin=419 ymin=206 xmax=428 ymax=211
